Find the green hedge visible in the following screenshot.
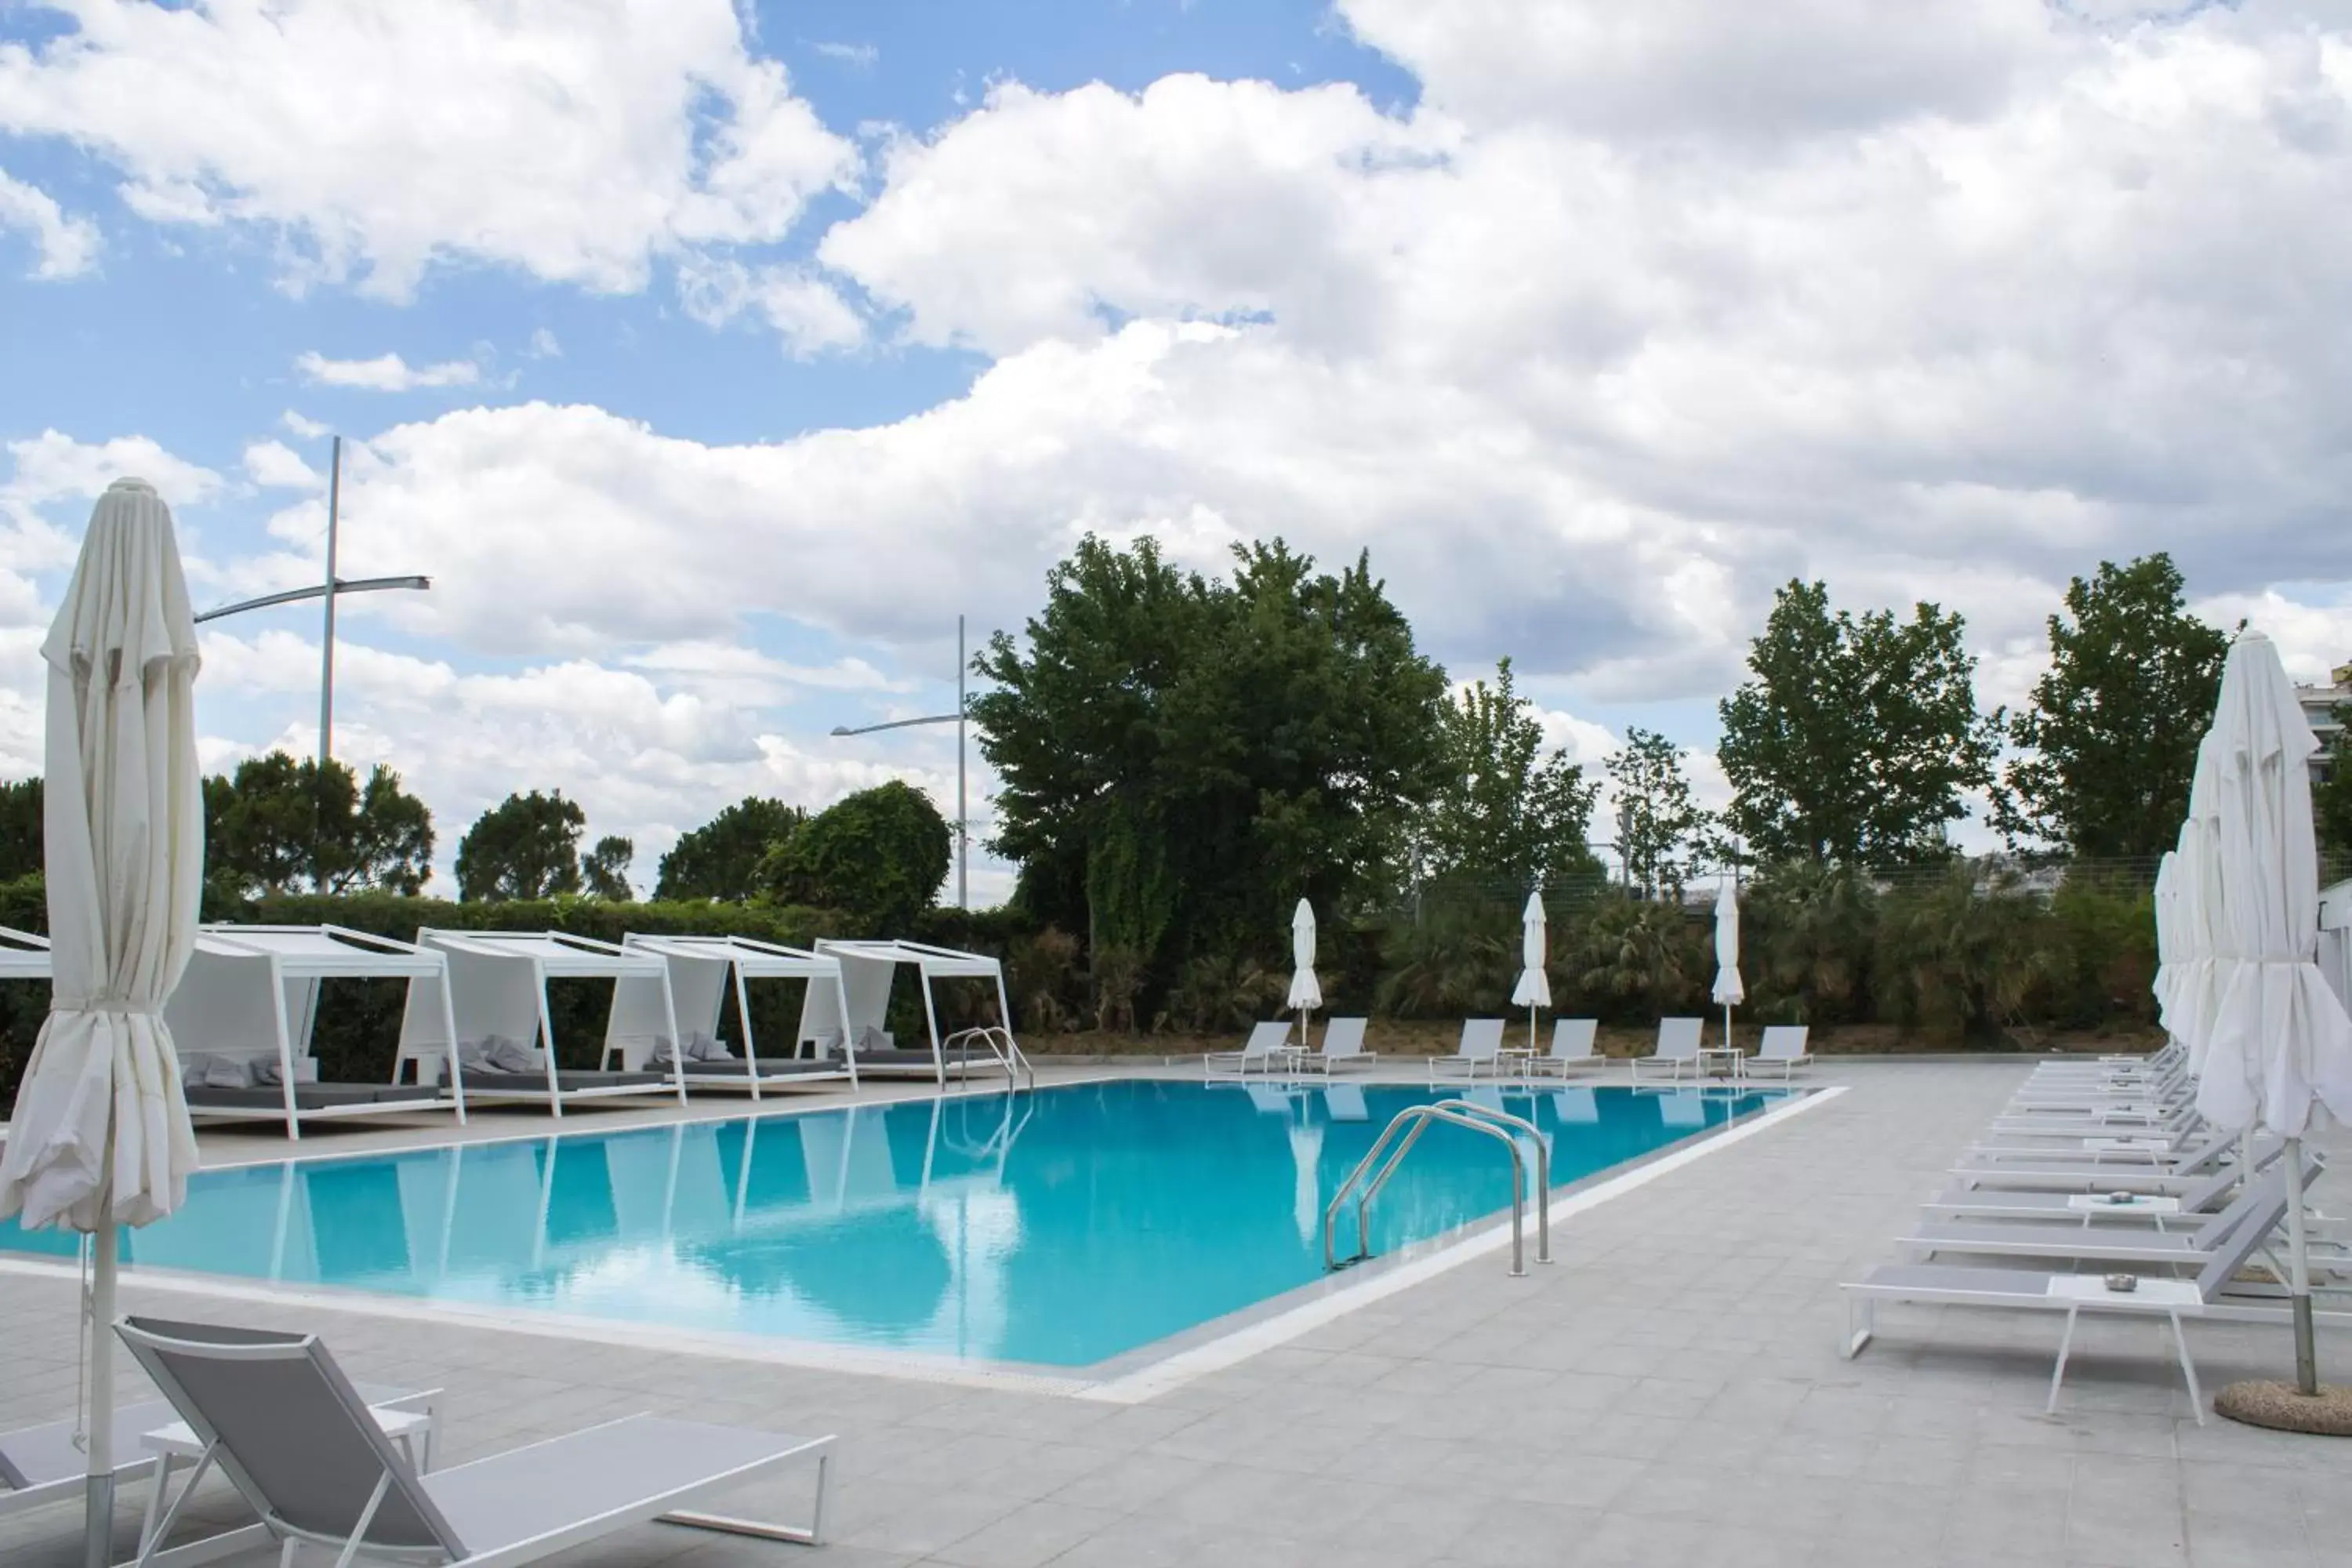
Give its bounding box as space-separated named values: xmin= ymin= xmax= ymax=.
xmin=0 ymin=867 xmax=2168 ymax=1104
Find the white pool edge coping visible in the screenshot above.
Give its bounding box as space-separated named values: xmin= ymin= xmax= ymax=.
xmin=0 ymin=1080 xmax=1847 ymax=1403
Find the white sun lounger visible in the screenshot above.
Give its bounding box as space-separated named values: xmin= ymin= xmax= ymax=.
xmin=1923 ymin=1155 xmax=2252 ymax=1222
xmin=115 ymin=1316 xmax=833 ymax=1568
xmin=1947 ymin=1129 xmax=2273 ymax=1194
xmin=1207 ymin=1020 xmax=1293 ymax=1079
xmin=1294 ymin=1016 xmax=1370 ymax=1075
xmin=1743 ymin=1025 xmax=1811 ymax=1081
xmin=1526 ymin=1018 xmax=1601 ymax=1078
xmin=1628 ymin=1018 xmax=1704 ymax=1084
xmin=1898 ymin=1167 xmax=2298 ymax=1269
xmin=1842 ymin=1181 xmax=2292 ymax=1421
xmin=1428 ymin=1018 xmax=1507 ymax=1083
xmin=0 ymin=1382 xmax=437 ymax=1541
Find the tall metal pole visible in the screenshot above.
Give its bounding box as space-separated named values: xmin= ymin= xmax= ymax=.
xmin=956 ymin=613 xmax=967 ymax=910
xmin=319 ymin=434 xmax=340 ymax=764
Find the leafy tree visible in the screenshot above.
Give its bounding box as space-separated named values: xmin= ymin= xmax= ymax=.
xmin=1606 ymin=727 xmax=1707 ymax=898
xmin=1995 ymin=554 xmax=2230 ymax=858
xmin=974 ymin=535 xmax=1448 ymax=978
xmin=456 ymin=790 xmax=585 ymax=901
xmin=582 ymin=836 xmax=635 ymax=901
xmin=656 ymin=797 xmax=804 ymax=902
xmin=1419 ymin=658 xmax=1600 ymax=890
xmin=205 ymin=753 xmax=434 ymax=897
xmin=2311 ymin=703 xmax=2352 ymax=861
xmin=0 ymin=778 xmax=40 ymax=882
xmin=1717 ymin=579 xmax=2000 ymax=868
xmin=760 ymin=780 xmax=949 ymax=932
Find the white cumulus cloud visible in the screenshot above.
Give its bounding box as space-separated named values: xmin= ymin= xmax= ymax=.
xmin=295 ymin=351 xmax=481 ymax=392
xmin=0 ymin=0 xmax=856 ymax=299
xmin=0 ymin=165 xmax=99 ymax=277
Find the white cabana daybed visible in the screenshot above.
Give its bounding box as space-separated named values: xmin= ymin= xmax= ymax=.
xmin=165 ymin=925 xmax=462 ymax=1140
xmin=808 ymin=938 xmax=1022 ymax=1084
xmin=619 ymin=934 xmax=858 ymax=1097
xmin=399 ymin=931 xmax=685 ymax=1116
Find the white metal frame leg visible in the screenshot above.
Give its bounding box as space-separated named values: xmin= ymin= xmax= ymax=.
xmin=2046 ymin=1306 xmax=2080 ymax=1415
xmin=2167 ymin=1311 xmax=2205 ymax=1425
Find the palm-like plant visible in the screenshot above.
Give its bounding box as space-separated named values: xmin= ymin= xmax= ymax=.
xmin=1163 ymin=951 xmax=1287 ymax=1034
xmin=1744 ymin=859 xmax=1875 ymax=1024
xmin=1563 ymin=892 xmax=1704 ymax=1018
xmin=1873 ymin=863 xmax=2055 ymax=1040
xmin=1376 ymin=901 xmax=1516 ymax=1018
xmin=1004 ymin=927 xmax=1084 ymax=1033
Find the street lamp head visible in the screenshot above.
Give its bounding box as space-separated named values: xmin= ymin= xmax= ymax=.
xmin=829 ymin=725 xmax=853 ymax=736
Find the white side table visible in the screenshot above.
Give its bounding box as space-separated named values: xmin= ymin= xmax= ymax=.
xmin=2043 ymin=1276 xmax=2204 ymax=1421
xmin=139 ymin=1392 xmax=441 ymax=1557
xmin=1695 ymin=1046 xmax=1742 ymax=1081
xmin=2065 ymin=1192 xmax=2181 ymax=1232
xmin=2079 ymin=1136 xmax=2172 ymax=1163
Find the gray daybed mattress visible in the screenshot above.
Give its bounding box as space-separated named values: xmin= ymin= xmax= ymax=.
xmin=185 ymin=1083 xmax=448 ymax=1112
xmin=457 ymin=1069 xmax=672 ymax=1093
xmin=677 ymin=1056 xmax=843 ymax=1078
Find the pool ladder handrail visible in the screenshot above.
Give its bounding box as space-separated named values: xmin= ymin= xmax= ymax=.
xmin=945 ymin=1024 xmax=1036 ymax=1092
xmin=1323 ymin=1099 xmax=1552 ymax=1276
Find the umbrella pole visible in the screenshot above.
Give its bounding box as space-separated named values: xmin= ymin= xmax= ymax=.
xmin=83 ymin=1220 xmax=117 ymax=1568
xmin=2283 ymin=1136 xmax=2319 ymax=1396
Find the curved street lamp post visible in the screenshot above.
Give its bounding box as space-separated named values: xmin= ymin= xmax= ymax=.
xmin=829 ymin=614 xmax=972 ymax=909
xmin=191 ymin=436 xmax=431 ymax=763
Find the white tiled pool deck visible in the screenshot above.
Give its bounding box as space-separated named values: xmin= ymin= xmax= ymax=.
xmin=2 ymin=1060 xmax=2346 ymax=1568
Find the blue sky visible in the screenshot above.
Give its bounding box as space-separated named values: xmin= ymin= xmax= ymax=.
xmin=2 ymin=0 xmax=2348 ymax=901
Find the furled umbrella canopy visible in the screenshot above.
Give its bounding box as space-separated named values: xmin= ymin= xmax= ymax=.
xmin=0 ymin=477 xmax=205 ymax=1563
xmin=1710 ymin=879 xmax=1744 ymax=1011
xmin=1286 ymin=899 xmax=1321 ymax=1017
xmin=2194 ymin=633 xmax=2352 ymax=1137
xmin=1511 ymin=891 xmax=1550 ymax=1051
xmin=2151 ymin=849 xmax=2180 ymax=1039
xmin=2189 ymin=632 xmax=2352 ymax=1410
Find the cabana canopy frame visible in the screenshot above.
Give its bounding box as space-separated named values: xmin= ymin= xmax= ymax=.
xmin=165 ymin=924 xmax=465 ymax=1139
xmin=401 ymin=930 xmax=686 ymax=1116
xmin=0 ymin=924 xmax=49 ymax=980
xmin=619 ymin=934 xmax=860 ymax=1098
xmin=808 ymin=938 xmax=1018 ymax=1085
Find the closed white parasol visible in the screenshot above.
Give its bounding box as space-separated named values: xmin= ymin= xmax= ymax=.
xmin=1710 ymin=877 xmax=1744 ymax=1058
xmin=2190 ymin=633 xmax=2352 ymax=1416
xmin=1287 ymin=899 xmax=1321 ymax=1038
xmin=1510 ymin=891 xmax=1550 ymax=1051
xmin=0 ymin=478 xmax=205 ymax=1564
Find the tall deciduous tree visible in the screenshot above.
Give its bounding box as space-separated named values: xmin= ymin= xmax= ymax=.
xmin=1995 ymin=554 xmax=2230 ymax=858
xmin=1420 ymin=658 xmax=1599 ymax=890
xmin=2317 ymin=703 xmax=2352 ymax=860
xmin=656 ymin=797 xmax=804 ymax=902
xmin=1606 ymin=727 xmax=1707 ymax=898
xmin=455 ymin=789 xmax=585 ymax=901
xmin=1718 ymin=579 xmax=1999 ymax=867
xmin=205 ymin=753 xmax=434 ymax=896
xmin=582 ymin=836 xmax=635 ymax=901
xmin=973 ymin=535 xmax=1447 ymax=973
xmin=760 ymin=780 xmax=949 ymax=932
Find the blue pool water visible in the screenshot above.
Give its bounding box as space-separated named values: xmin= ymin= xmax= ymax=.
xmin=0 ymin=1080 xmax=1782 ymax=1367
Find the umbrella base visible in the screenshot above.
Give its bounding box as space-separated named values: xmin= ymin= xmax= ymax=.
xmin=2214 ymin=1380 xmax=2352 ymax=1436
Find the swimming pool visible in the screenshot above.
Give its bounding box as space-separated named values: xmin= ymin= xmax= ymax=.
xmin=0 ymin=1080 xmax=1784 ymax=1368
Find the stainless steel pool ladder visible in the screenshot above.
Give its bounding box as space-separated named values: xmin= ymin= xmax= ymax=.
xmin=1323 ymin=1099 xmax=1552 ymax=1276
xmin=945 ymin=1025 xmax=1036 ymax=1092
